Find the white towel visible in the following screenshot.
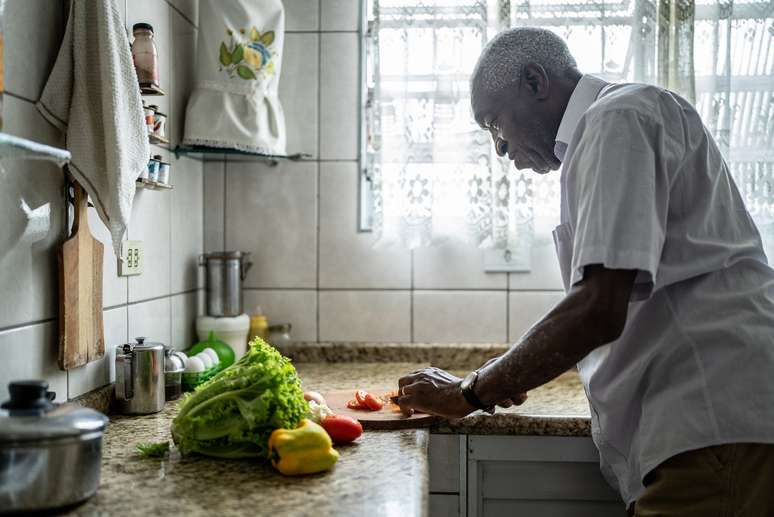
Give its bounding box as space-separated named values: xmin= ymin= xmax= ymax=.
xmin=37 ymin=0 xmax=149 ymax=255
xmin=183 ymin=0 xmax=286 ymax=155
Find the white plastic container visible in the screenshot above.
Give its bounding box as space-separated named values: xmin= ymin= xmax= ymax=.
xmin=195 ymin=314 xmax=250 ymax=359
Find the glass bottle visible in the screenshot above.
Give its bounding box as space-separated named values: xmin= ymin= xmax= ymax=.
xmin=131 ymin=23 xmax=159 ymax=88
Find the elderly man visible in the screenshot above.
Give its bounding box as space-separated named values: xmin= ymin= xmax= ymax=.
xmin=397 ymin=27 xmax=774 ymax=514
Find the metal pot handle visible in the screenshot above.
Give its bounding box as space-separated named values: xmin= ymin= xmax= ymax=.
xmin=115 ymin=346 xmax=134 ymax=401
xmin=240 ymin=252 xmax=253 ymax=281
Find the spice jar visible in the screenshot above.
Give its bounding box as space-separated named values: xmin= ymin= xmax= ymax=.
xmin=148 ymin=155 xmax=162 ymax=182
xmin=157 ymin=161 xmax=170 ymax=184
xmin=131 ymin=23 xmax=160 ymax=88
xmin=143 ymin=103 xmax=155 ymax=134
xmin=153 ymin=110 xmax=167 ymax=139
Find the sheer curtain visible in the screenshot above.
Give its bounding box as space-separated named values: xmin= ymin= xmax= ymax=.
xmin=366 ymin=0 xmax=774 ymax=262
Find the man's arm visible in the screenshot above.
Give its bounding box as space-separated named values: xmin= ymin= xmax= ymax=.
xmin=396 ymin=265 xmax=636 ymax=418
xmin=474 ymin=264 xmax=636 ymax=406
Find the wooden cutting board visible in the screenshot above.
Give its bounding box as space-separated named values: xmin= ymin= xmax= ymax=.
xmin=59 ymin=180 xmax=104 ymax=370
xmin=323 ymin=390 xmax=439 ymax=430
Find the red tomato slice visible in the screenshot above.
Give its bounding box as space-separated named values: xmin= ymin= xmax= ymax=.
xmin=347 ymin=399 xmax=365 ymax=410
xmin=354 ymin=390 xmax=369 ymax=406
xmin=363 ymin=392 xmax=384 ymax=411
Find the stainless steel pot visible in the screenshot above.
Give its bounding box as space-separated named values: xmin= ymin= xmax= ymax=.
xmin=0 ymin=380 xmax=108 ymax=514
xmin=115 ymin=337 xmax=166 ymax=415
xmin=200 ymin=251 xmax=252 ymax=317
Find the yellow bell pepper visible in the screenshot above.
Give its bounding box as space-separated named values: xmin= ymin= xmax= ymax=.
xmin=268 ymin=419 xmax=339 ymax=476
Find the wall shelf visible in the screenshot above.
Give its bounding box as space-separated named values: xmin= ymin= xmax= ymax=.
xmin=173 ymin=144 xmax=311 ymax=164
xmin=140 ymin=85 xmax=166 ymax=96
xmin=136 ymin=179 xmax=173 ymax=190
xmin=0 ymin=132 xmax=71 ymax=165
xmin=149 ymin=134 xmax=169 ymax=145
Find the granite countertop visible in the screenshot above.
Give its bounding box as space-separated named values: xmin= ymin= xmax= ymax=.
xmin=68 ymin=361 xmax=589 ymax=516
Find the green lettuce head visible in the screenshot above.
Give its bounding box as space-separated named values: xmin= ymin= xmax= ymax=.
xmin=171 ymin=338 xmax=307 ymax=459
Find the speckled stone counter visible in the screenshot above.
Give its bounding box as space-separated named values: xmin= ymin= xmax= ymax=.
xmin=66 ymin=362 xmax=589 ymax=516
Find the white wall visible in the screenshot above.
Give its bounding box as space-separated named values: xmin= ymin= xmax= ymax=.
xmin=206 ymin=0 xmax=564 ymax=344
xmin=0 ymin=0 xmax=204 ymax=402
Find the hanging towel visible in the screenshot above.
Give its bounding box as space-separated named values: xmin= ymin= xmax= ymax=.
xmin=37 ymin=0 xmax=149 ymax=255
xmin=183 ymin=0 xmax=286 ymax=155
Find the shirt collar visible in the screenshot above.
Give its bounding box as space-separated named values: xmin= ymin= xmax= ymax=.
xmin=554 ymin=74 xmax=610 ymax=161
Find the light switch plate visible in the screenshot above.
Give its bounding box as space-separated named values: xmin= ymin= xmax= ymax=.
xmin=118 ymin=240 xmax=143 ymax=276
xmin=483 ymin=248 xmax=530 ymax=273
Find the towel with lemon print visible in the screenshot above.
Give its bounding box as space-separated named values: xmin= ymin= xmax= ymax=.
xmin=183 ymin=0 xmax=286 ymax=155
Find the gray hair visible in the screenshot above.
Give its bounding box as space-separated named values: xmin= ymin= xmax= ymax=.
xmin=471 ymin=27 xmax=578 ymax=103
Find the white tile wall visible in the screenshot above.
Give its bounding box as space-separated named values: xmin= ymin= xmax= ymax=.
xmin=320 ymin=0 xmax=361 ymax=31
xmin=88 ymin=208 xmax=128 ymax=308
xmin=167 ymin=0 xmax=198 ymax=25
xmin=4 ymin=0 xmax=66 ymax=99
xmin=171 ymin=291 xmax=199 ymax=349
xmin=0 ymin=322 xmax=68 ymax=403
xmin=509 ymin=239 xmax=564 ymax=290
xmin=128 ymin=155 xmax=173 ymax=302
xmin=128 ymin=297 xmax=172 ymax=346
xmin=413 ymin=291 xmax=507 ymax=343
xmin=0 ymin=1 xmax=206 ymax=400
xmin=279 ymin=34 xmax=320 ymax=158
xmin=203 ymin=161 xmax=225 ymax=252
xmin=508 ymin=291 xmax=563 ymax=342
xmin=0 ymin=97 xmax=66 ymax=328
xmin=244 ymin=290 xmax=317 ymax=342
xmin=169 ymin=5 xmax=198 ymax=147
xmin=320 ymin=33 xmax=360 ymax=160
xmin=225 ymin=160 xmax=317 ymax=288
xmin=319 ymin=162 xmax=410 ymax=288
xmin=284 ymin=0 xmax=320 ymax=31
xmin=68 ymin=306 xmax=128 ymax=398
xmin=414 ymin=244 xmax=507 ymax=290
xmin=170 ymin=157 xmax=204 ymax=293
xmin=319 ymin=291 xmax=411 ymax=342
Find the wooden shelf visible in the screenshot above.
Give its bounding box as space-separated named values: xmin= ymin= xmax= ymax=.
xmin=149 ymin=134 xmax=169 ymax=145
xmin=136 ymin=179 xmax=173 ymax=190
xmin=140 ymin=84 xmax=166 ymax=96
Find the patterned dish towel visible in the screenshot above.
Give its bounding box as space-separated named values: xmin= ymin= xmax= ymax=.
xmin=183 ymin=0 xmax=286 ymax=155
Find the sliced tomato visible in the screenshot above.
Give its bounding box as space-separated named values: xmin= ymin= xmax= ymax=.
xmin=354 ymin=390 xmax=369 ymax=406
xmin=363 ymin=392 xmax=384 ymax=411
xmin=347 ymin=399 xmax=366 ymax=410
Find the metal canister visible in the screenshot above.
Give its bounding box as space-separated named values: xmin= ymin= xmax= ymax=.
xmin=199 ymin=251 xmax=253 ymax=317
xmin=114 ymin=337 xmax=165 ymax=414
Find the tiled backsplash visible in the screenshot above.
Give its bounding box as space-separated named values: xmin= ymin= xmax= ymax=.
xmin=0 ymin=0 xmax=203 ymax=402
xmin=205 ymin=1 xmax=565 ymax=345
xmin=0 ymin=0 xmax=566 ymax=403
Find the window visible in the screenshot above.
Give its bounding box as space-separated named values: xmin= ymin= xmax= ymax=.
xmin=362 ymin=0 xmax=774 ymax=262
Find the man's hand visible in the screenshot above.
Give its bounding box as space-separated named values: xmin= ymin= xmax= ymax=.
xmin=396 ymin=367 xmax=475 ymax=419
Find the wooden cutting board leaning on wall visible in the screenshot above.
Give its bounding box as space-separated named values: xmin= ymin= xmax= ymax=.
xmin=59 ymin=177 xmax=104 ymax=370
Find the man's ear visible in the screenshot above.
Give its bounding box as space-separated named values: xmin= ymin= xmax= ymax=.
xmin=522 ymin=63 xmax=550 ymax=100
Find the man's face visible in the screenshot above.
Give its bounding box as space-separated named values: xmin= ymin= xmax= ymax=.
xmin=472 ymin=77 xmax=562 ymax=174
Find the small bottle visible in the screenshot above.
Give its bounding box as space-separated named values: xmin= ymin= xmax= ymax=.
xmin=132 ymin=23 xmax=160 ymax=88
xmin=268 ymin=323 xmax=292 ymax=345
xmin=249 ymin=306 xmax=269 ymax=343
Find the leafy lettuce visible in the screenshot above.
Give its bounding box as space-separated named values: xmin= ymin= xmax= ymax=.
xmin=171 ymin=338 xmax=307 ymax=459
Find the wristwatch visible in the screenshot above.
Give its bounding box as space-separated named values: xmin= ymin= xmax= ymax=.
xmin=460 ymin=371 xmax=495 ymax=414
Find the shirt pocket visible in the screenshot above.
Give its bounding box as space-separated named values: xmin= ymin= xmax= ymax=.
xmin=552 ymin=222 xmax=573 ymax=292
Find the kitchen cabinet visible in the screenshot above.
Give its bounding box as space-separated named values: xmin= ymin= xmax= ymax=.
xmin=429 ymin=434 xmax=627 ymax=517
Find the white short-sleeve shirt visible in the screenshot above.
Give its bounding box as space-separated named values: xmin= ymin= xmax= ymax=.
xmin=553 ymin=75 xmax=774 ymax=504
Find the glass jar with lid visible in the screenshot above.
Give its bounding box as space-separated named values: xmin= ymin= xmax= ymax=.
xmin=131 ymin=23 xmax=159 ymax=88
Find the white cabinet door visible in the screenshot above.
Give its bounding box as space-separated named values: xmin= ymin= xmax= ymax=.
xmin=467 ymin=436 xmax=627 ymax=517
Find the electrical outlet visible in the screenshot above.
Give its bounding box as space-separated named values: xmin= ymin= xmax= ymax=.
xmin=118 ymin=240 xmax=143 ymax=276
xmin=483 ymin=248 xmax=530 ymax=273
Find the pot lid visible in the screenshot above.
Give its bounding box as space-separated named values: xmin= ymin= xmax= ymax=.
xmin=0 ymin=381 xmax=108 ymax=444
xmin=118 ymin=336 xmax=165 ymax=353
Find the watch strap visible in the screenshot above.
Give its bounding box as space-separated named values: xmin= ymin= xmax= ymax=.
xmin=461 ymin=371 xmax=495 ymax=413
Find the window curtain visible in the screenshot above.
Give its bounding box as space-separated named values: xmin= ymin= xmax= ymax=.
xmin=367 ymin=0 xmax=774 ymax=262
